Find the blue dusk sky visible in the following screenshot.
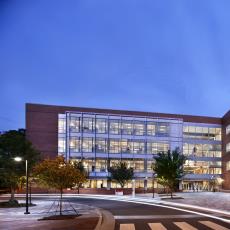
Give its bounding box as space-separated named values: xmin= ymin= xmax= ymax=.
xmin=1 ymin=0 xmax=230 ymax=130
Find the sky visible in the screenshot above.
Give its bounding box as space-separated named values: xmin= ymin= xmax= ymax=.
xmin=1 ymin=0 xmax=230 ymax=130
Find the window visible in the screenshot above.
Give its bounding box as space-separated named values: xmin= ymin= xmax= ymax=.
xmin=226 ymin=161 xmax=230 ymax=171
xmin=82 ymin=117 xmax=94 ymax=133
xmin=147 ymin=122 xmax=156 ymax=136
xmin=96 ymin=118 xmax=107 ymax=134
xmin=133 ymin=141 xmax=145 ymax=154
xmin=109 ymin=120 xmax=120 ymax=134
xmin=58 ymin=137 xmax=65 ymax=153
xmin=69 ymin=137 xmax=81 ymax=152
xmin=226 ymin=125 xmax=230 ymax=135
xmin=69 ymin=116 xmax=81 ymax=132
xmin=82 ymin=138 xmax=94 ymax=152
xmin=120 ymin=139 xmax=132 ymax=153
xmin=122 ymin=121 xmax=133 ymax=135
xmin=183 ymin=126 xmax=221 ymax=141
xmin=109 ymin=140 xmax=120 ymax=153
xmin=226 ymin=143 xmax=230 ymax=153
xmin=147 ymin=142 xmax=169 ymax=154
xmin=95 ymin=138 xmax=107 ymax=153
xmin=58 ymin=118 xmax=66 ymax=133
xmin=133 ymin=122 xmax=145 ymax=135
xmin=133 ymin=160 xmax=144 ymax=171
xmin=156 ymin=123 xmax=169 ymax=136
xmin=183 ymin=143 xmax=222 ymax=158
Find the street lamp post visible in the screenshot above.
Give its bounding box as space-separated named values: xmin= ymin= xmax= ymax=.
xmin=14 ymin=157 xmax=30 ymax=214
xmin=24 ymin=159 xmax=30 ymax=214
xmin=152 ymin=173 xmax=157 ymax=198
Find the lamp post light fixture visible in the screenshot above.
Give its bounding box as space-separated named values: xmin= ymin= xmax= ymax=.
xmin=14 ymin=157 xmax=30 ymax=214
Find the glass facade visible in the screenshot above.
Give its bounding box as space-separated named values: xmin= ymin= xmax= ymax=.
xmin=58 ymin=112 xmax=222 ymax=191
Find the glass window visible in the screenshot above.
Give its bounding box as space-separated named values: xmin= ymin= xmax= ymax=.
xmin=133 ymin=122 xmax=145 ymax=135
xmin=96 ymin=159 xmax=107 ymax=172
xmin=226 ymin=161 xmax=230 ymax=171
xmin=120 ymin=139 xmax=132 ymax=153
xmin=58 ymin=118 xmax=66 ymax=133
xmin=133 ymin=160 xmax=144 ymax=171
xmin=58 ymin=137 xmax=65 ymax=153
xmin=226 ymin=125 xmax=230 ymax=135
xmin=226 ymin=143 xmax=230 ymax=153
xmin=215 ymin=128 xmax=221 ymax=141
xmin=70 ymin=137 xmax=81 ymax=152
xmin=147 ymin=142 xmax=168 ymax=154
xmin=96 ymin=118 xmax=107 ymax=134
xmin=133 ymin=141 xmax=145 ymax=154
xmin=82 ymin=138 xmax=94 ymax=152
xmin=122 ymin=121 xmax=133 ymax=135
xmin=95 ymin=138 xmax=107 ymax=153
xmin=69 ymin=116 xmax=81 ymax=132
xmin=156 ymin=123 xmax=169 ymax=136
xmin=82 ymin=117 xmax=94 ymax=133
xmin=109 ymin=120 xmax=121 ymax=135
xmin=147 ymin=122 xmax=156 ymax=136
xmin=183 ymin=125 xmax=221 ymax=141
xmin=147 ymin=142 xmax=157 ymax=154
xmin=109 ymin=140 xmax=120 ymax=153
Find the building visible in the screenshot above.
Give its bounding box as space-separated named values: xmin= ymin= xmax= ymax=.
xmin=26 ymin=103 xmax=230 ymax=191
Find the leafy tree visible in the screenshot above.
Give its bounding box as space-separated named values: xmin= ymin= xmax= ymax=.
xmin=153 ymin=149 xmax=186 ymax=198
xmin=109 ymin=161 xmax=133 ymax=188
xmin=73 ymin=161 xmax=88 ymax=194
xmin=33 ymin=156 xmax=87 ymax=215
xmin=0 ymin=130 xmax=40 ymax=203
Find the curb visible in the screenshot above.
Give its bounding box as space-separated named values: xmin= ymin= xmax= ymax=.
xmin=95 ymin=209 xmax=115 ymax=230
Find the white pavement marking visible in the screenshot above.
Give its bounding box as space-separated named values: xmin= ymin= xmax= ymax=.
xmin=120 ymin=223 xmax=135 ymax=230
xmin=174 ymin=222 xmax=197 ymax=230
xmin=148 ymin=223 xmax=167 ymax=230
xmin=199 ymin=221 xmax=230 ymax=230
xmin=114 ymin=214 xmax=199 ymax=219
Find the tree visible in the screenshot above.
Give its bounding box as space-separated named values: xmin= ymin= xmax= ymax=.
xmin=73 ymin=161 xmax=87 ymax=194
xmin=108 ymin=161 xmax=133 ymax=188
xmin=0 ymin=130 xmax=40 ymax=203
xmin=153 ymin=149 xmax=186 ymax=198
xmin=33 ymin=156 xmax=87 ymax=215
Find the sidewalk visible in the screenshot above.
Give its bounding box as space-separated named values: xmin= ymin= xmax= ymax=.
xmin=135 ymin=191 xmax=230 ymax=213
xmin=0 ymin=199 xmax=100 ymax=230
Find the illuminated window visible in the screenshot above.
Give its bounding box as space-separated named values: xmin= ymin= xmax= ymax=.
xmin=226 ymin=161 xmax=230 ymax=171
xmin=109 ymin=120 xmax=120 ymax=134
xmin=82 ymin=138 xmax=94 ymax=152
xmin=133 ymin=122 xmax=145 ymax=135
xmin=58 ymin=118 xmax=66 ymax=133
xmin=82 ymin=117 xmax=94 ymax=133
xmin=58 ymin=138 xmax=65 ymax=153
xmin=69 ymin=116 xmax=81 ymax=132
xmin=96 ymin=119 xmax=107 ymax=134
xmin=226 ymin=125 xmax=230 ymax=135
xmin=226 ymin=143 xmax=230 ymax=153
xmin=109 ymin=140 xmax=120 ymax=153
xmin=120 ymin=139 xmax=132 ymax=153
xmin=95 ymin=138 xmax=107 ymax=153
xmin=122 ymin=121 xmax=133 ymax=135
xmin=70 ymin=137 xmax=81 ymax=152
xmin=133 ymin=141 xmax=145 ymax=154
xmin=147 ymin=122 xmax=156 ymax=136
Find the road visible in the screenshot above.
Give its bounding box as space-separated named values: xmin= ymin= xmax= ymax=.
xmin=63 ymin=197 xmax=230 ymax=230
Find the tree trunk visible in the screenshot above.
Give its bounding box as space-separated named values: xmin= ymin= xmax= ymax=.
xmin=10 ymin=185 xmax=15 ymax=201
xmin=60 ymin=188 xmax=63 ymax=215
xmin=77 ymin=186 xmax=80 ymax=194
xmin=170 ymin=188 xmax=173 ymax=199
